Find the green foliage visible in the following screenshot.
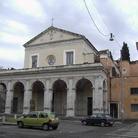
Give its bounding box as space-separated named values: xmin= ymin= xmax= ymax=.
xmin=0 ymin=118 xmax=17 ymax=123
xmin=121 ymin=42 xmax=130 ymax=61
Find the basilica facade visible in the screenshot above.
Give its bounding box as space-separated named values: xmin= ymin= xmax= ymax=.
xmin=0 ymin=26 xmax=110 ymax=116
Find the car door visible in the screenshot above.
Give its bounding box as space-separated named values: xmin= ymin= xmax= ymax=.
xmin=89 ymin=114 xmax=97 ymax=124
xmin=37 ymin=112 xmax=49 ymax=126
xmin=96 ymin=114 xmax=104 ymax=124
xmin=24 ymin=112 xmax=38 ymax=126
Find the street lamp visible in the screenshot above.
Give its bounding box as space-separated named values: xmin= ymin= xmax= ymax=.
xmin=120 ymin=49 xmax=124 ymax=122
xmin=109 ymin=34 xmax=124 ymax=122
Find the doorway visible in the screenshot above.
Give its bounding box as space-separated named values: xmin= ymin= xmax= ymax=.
xmin=87 ymin=97 xmax=92 ymax=115
xmin=13 ymin=97 xmax=18 ymax=113
xmin=110 ymin=103 xmax=118 ymax=118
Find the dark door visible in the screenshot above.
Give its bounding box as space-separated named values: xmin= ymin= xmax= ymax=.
xmin=87 ymin=97 xmax=92 ymax=115
xmin=13 ymin=97 xmax=18 ymax=113
xmin=110 ymin=103 xmax=118 ymax=118
xmin=52 ymin=93 xmax=55 ymax=112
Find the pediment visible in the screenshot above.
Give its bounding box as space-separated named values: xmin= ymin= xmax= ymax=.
xmin=24 ymin=26 xmax=84 ymax=47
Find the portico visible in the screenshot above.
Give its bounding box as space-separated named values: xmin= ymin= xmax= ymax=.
xmin=0 ymin=63 xmax=108 ymax=116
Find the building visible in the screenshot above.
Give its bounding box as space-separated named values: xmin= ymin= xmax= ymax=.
xmin=110 ymin=60 xmax=138 ymax=119
xmin=0 ymin=26 xmax=110 ymax=117
xmin=0 ymin=26 xmax=138 ymax=119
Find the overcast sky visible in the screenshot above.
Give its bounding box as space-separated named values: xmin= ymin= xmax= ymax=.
xmin=0 ymin=0 xmax=138 ymax=69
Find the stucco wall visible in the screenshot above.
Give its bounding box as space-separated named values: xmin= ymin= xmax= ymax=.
xmin=111 ymin=77 xmax=138 ymax=119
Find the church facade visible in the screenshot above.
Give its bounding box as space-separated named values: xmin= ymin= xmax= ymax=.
xmin=0 ymin=26 xmax=110 ymax=116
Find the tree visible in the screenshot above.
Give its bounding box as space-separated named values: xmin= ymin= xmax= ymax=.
xmin=121 ymin=42 xmax=130 ymax=62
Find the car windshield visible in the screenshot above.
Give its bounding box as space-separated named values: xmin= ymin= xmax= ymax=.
xmin=90 ymin=114 xmax=97 ymax=118
xmin=105 ymin=114 xmax=112 ymax=119
xmin=50 ymin=113 xmax=56 ymax=118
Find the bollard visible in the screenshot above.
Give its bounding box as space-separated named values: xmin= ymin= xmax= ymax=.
xmin=14 ymin=114 xmax=17 ymax=119
xmin=2 ymin=116 xmax=5 ymax=124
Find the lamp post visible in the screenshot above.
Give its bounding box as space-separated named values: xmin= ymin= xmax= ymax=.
xmin=120 ymin=49 xmax=124 ymax=122
xmin=109 ymin=34 xmax=124 ymax=122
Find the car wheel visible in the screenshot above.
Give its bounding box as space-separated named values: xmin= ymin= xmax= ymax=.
xmin=52 ymin=126 xmax=58 ymax=130
xmin=18 ymin=121 xmax=24 ymax=128
xmin=101 ymin=122 xmax=105 ymax=127
xmin=42 ymin=124 xmax=49 ymax=131
xmin=82 ymin=121 xmax=87 ymax=125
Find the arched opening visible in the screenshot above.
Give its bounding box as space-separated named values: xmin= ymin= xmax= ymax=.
xmin=12 ymin=82 xmax=24 ymax=113
xmin=52 ymin=79 xmax=67 ymax=116
xmin=31 ymin=81 xmax=44 ymax=111
xmin=0 ymin=83 xmax=6 ymax=113
xmin=75 ymin=78 xmax=93 ymax=116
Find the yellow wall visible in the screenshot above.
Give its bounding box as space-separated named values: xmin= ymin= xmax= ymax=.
xmin=111 ymin=77 xmax=138 ymax=119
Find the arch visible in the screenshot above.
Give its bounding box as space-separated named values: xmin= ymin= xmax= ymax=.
xmin=12 ymin=81 xmax=24 ymax=114
xmin=31 ymin=80 xmax=44 ymax=111
xmin=52 ymin=79 xmax=67 ymax=116
xmin=74 ymin=77 xmax=94 ymax=89
xmin=50 ymin=78 xmax=68 ymax=89
xmin=0 ymin=83 xmax=6 ymax=113
xmin=75 ymin=78 xmax=93 ymax=116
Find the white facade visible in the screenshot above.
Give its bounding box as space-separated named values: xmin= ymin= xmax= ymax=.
xmin=0 ymin=26 xmax=109 ymax=116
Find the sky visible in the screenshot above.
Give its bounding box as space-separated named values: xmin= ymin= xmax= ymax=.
xmin=0 ymin=0 xmax=138 ymax=69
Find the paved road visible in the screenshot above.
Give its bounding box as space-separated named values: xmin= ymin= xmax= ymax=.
xmin=0 ymin=120 xmax=138 ymax=138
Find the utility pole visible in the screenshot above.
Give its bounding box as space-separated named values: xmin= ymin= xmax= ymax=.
xmin=120 ymin=49 xmax=124 ymax=122
xmin=109 ymin=34 xmax=124 ymax=122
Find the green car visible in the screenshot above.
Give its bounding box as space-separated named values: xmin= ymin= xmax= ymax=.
xmin=17 ymin=111 xmax=59 ymax=131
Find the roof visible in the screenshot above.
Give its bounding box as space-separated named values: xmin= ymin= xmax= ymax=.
xmin=23 ymin=26 xmax=98 ymax=53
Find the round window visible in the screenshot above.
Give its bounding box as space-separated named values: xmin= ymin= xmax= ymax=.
xmin=48 ymin=56 xmax=55 ymax=65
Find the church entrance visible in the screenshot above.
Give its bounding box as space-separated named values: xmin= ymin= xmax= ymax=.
xmin=52 ymin=80 xmax=67 ymax=116
xmin=87 ymin=97 xmax=92 ymax=115
xmin=31 ymin=81 xmax=44 ymax=111
xmin=75 ymin=78 xmax=93 ymax=116
xmin=12 ymin=82 xmax=24 ymax=113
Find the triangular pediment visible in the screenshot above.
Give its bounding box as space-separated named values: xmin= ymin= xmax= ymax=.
xmin=24 ymin=26 xmax=84 ymax=47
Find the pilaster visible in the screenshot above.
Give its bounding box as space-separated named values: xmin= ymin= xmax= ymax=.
xmin=93 ymin=76 xmax=103 ymax=113
xmin=66 ymin=77 xmax=76 ymax=116
xmin=23 ymin=80 xmax=32 ymax=114
xmin=44 ymin=79 xmax=51 ymax=112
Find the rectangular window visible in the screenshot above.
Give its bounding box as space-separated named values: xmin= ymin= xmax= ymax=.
xmin=32 ymin=55 xmax=38 ymax=68
xmin=131 ymin=104 xmax=138 ymax=112
xmin=130 ymin=88 xmax=138 ymax=95
xmin=66 ymin=52 xmax=73 ymax=65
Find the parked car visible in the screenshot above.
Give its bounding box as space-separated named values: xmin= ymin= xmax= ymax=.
xmin=17 ymin=111 xmax=59 ymax=131
xmin=81 ymin=113 xmax=114 ymax=127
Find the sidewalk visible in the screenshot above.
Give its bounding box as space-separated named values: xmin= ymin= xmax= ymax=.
xmin=0 ymin=122 xmax=17 ymax=126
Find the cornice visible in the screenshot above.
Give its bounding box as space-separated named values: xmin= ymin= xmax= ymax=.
xmin=0 ymin=63 xmax=108 ymax=77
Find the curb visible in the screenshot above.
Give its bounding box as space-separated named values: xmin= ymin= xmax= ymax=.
xmin=1 ymin=123 xmax=17 ymax=126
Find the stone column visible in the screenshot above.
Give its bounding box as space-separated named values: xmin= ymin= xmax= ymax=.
xmin=93 ymin=76 xmax=103 ymax=113
xmin=49 ymin=89 xmax=53 ymax=111
xmin=5 ymin=81 xmax=13 ymax=114
xmin=44 ymin=79 xmax=50 ymax=112
xmin=66 ymin=78 xmax=76 ymax=117
xmin=23 ymin=80 xmax=32 ymax=114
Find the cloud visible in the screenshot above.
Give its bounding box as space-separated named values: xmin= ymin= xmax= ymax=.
xmin=0 ymin=0 xmax=138 ymax=69
xmin=3 ymin=0 xmax=45 ymax=19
